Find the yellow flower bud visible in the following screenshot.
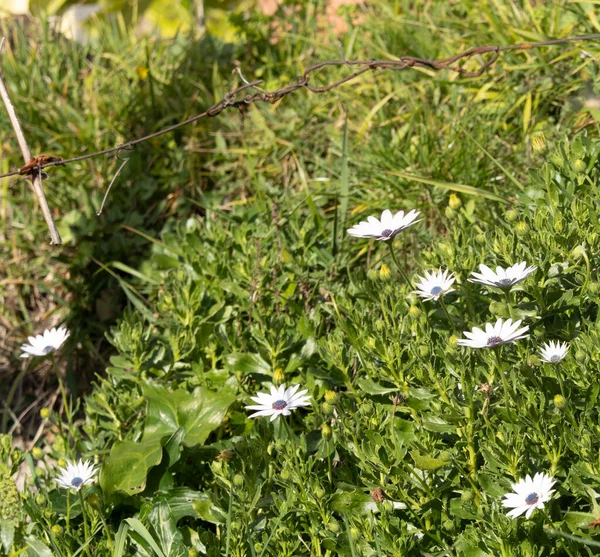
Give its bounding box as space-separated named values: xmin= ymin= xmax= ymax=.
xmin=515 ymin=221 xmax=529 ymax=235
xmin=448 ymin=194 xmax=462 ymax=210
xmin=273 ymin=368 xmax=285 ymax=385
xmin=531 ymin=132 xmax=547 ymax=153
xmin=324 ymin=391 xmax=337 ymax=404
xmin=553 ymin=394 xmax=566 ymax=409
xmin=379 ymin=264 xmax=391 ymax=280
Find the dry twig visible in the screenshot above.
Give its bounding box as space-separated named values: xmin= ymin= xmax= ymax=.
xmin=0 ymin=38 xmax=62 ymax=244
xmin=0 ymin=33 xmax=599 ymax=220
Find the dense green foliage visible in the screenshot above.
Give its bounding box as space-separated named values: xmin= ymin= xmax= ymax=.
xmin=3 ymin=1 xmax=600 ymax=555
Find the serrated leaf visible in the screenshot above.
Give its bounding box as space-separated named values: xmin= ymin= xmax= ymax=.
xmin=357 ymin=378 xmax=399 ymax=395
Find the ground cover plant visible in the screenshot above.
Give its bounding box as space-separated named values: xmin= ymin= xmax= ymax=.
xmin=3 ymin=1 xmax=600 ymax=555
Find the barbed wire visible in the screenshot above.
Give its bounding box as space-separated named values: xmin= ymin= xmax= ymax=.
xmin=2 ymin=33 xmax=600 ymax=182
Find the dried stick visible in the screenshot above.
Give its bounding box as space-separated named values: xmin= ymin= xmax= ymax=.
xmin=0 ymin=33 xmax=599 ymax=186
xmin=96 ymin=157 xmax=130 ymax=215
xmin=0 ymin=39 xmax=62 ymax=244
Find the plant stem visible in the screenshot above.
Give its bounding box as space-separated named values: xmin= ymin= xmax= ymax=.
xmin=438 ymin=297 xmax=455 ymax=332
xmin=51 ymin=356 xmax=74 ymax=456
xmin=388 ymin=241 xmax=413 ymax=289
xmin=493 ymin=347 xmax=512 ymax=409
xmin=79 ymin=489 xmax=91 ymax=557
xmin=66 ymin=491 xmax=71 ymax=534
xmin=504 ymin=289 xmax=515 ymax=320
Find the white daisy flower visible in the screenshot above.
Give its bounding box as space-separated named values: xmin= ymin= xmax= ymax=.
xmin=468 ymin=262 xmax=537 ymax=290
xmin=347 ymin=209 xmax=421 ymax=241
xmin=246 ymin=384 xmax=311 ymax=421
xmin=457 ymin=318 xmax=529 ymax=349
xmin=539 ymin=341 xmax=569 ymax=364
xmin=413 ymin=269 xmax=456 ymax=301
xmin=20 ymin=326 xmax=70 ymax=358
xmin=56 ymin=459 xmax=97 ymax=491
xmin=502 ymin=472 xmax=556 ymax=519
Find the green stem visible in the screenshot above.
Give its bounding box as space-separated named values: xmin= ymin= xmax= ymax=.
xmin=388 ymin=241 xmax=413 ymax=289
xmin=493 ymin=347 xmax=512 ymax=409
xmin=66 ymin=491 xmax=71 ymax=534
xmin=51 ymin=356 xmax=74 ymax=455
xmin=554 ymin=364 xmax=566 ymax=397
xmin=438 ymin=297 xmax=456 ymax=332
xmin=79 ymin=489 xmax=91 ymax=557
xmin=504 ymin=289 xmax=515 ymax=320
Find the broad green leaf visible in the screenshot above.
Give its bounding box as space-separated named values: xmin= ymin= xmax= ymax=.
xmin=143 ymin=384 xmax=236 ymax=447
xmin=0 ymin=520 xmax=14 ymax=553
xmin=411 ymin=451 xmax=451 ymax=471
xmin=564 ymin=511 xmax=599 ymax=531
xmin=226 ymin=353 xmax=271 ymax=376
xmin=157 ymin=488 xmax=225 ymax=524
xmin=422 ymin=415 xmax=456 ymax=433
xmin=101 ymin=438 xmax=163 ymax=497
xmin=148 ymin=501 xmax=187 ymax=557
xmin=330 ymin=491 xmax=377 ymax=515
xmin=24 ymin=537 xmax=53 ymax=557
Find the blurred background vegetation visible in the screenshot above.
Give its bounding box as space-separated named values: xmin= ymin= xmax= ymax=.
xmin=0 ymin=0 xmax=599 ymax=443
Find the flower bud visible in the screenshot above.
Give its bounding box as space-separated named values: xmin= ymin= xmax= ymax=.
xmin=367 ymin=337 xmax=376 ymax=348
xmin=189 ymin=550 xmax=198 ymax=557
xmin=448 ymin=194 xmax=462 ymax=210
xmin=32 ymin=447 xmax=44 ymax=460
xmin=57 ymin=459 xmax=67 ymax=468
xmin=531 ymin=132 xmax=547 ymax=153
xmin=233 ymin=474 xmax=244 ymax=487
xmin=51 ymin=525 xmax=63 ymax=535
xmin=448 ymin=335 xmax=458 ymax=346
xmin=475 ymin=232 xmax=486 ymax=244
xmin=379 ymin=264 xmax=391 ymax=280
xmin=273 ymin=368 xmax=285 ymax=385
xmin=408 ymin=305 xmax=420 ymax=318
xmin=324 ymin=391 xmax=337 ymax=404
xmin=588 ymin=282 xmax=600 ymax=294
xmin=505 ymin=209 xmax=519 ymax=222
xmin=445 ymin=206 xmax=456 ymax=219
xmin=419 ymin=345 xmax=430 ymax=357
xmin=35 ymin=494 xmax=45 ymax=506
xmin=322 ymin=402 xmax=333 ymax=415
xmin=218 ymin=449 xmax=235 ymax=462
xmin=322 ymin=424 xmax=332 ymax=440
xmin=350 ymin=527 xmax=360 ymax=539
xmin=314 ymin=486 xmax=326 ymax=499
xmin=575 ymin=349 xmax=586 ymax=362
xmin=515 ymin=221 xmax=529 ymax=235
xmin=573 ymin=159 xmax=587 ymax=173
xmin=327 ymin=519 xmax=340 ymax=533
xmin=553 ymin=394 xmax=566 ymax=409
xmin=279 ymin=469 xmax=291 ymax=480
xmin=40 ymin=408 xmax=51 ymax=420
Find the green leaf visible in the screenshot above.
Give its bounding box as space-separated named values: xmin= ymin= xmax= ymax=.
xmin=143 ymin=384 xmax=236 ymax=448
xmin=126 ymin=518 xmax=166 ymax=557
xmin=148 ymin=501 xmax=187 ymax=557
xmin=101 ymin=438 xmax=163 ymax=497
xmin=330 ymin=491 xmax=377 ymax=515
xmin=564 ymin=511 xmax=599 ymax=531
xmin=157 ymin=488 xmax=225 ymax=524
xmin=357 ymin=378 xmax=399 ymax=395
xmin=114 ymin=521 xmax=130 ymax=557
xmin=411 ymin=451 xmax=451 ymax=471
xmin=24 ymin=537 xmax=53 ymax=557
xmin=384 ymin=171 xmax=509 ymax=202
xmin=422 ymin=415 xmax=456 ymax=433
xmin=0 ymin=520 xmax=15 ymax=553
xmin=226 ymin=353 xmax=271 ymax=376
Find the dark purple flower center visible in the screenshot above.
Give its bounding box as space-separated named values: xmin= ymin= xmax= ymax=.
xmin=498 ymin=278 xmax=513 ymax=287
xmin=487 ymin=336 xmax=503 ymax=347
xmin=272 ymin=400 xmax=287 ymax=411
xmin=550 ymin=354 xmax=561 ymax=363
xmin=70 ymin=477 xmax=83 ymax=487
xmin=42 ymin=345 xmax=55 ymax=354
xmin=380 ymin=229 xmax=395 ymax=239
xmin=430 ymin=286 xmax=443 ymax=296
xmin=525 ymin=492 xmax=539 ymax=505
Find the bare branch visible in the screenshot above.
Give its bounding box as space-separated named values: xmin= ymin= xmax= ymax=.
xmin=0 ymin=39 xmax=62 ymax=244
xmin=97 ymin=157 xmax=131 ymax=216
xmin=0 ymin=33 xmax=599 ymax=187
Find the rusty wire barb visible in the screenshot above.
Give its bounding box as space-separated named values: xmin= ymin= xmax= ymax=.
xmin=1 ymin=33 xmax=600 ymax=182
